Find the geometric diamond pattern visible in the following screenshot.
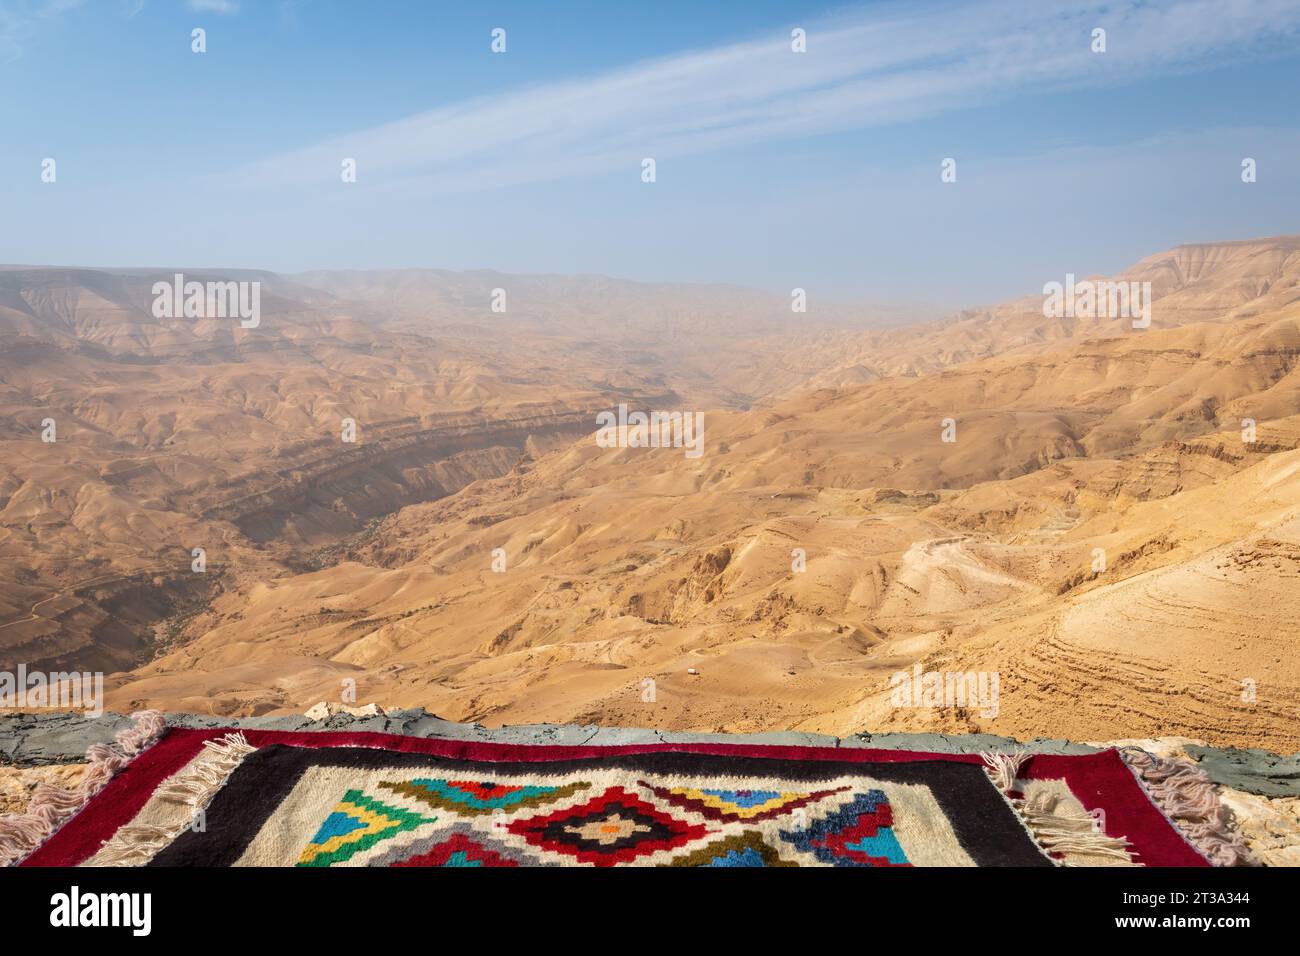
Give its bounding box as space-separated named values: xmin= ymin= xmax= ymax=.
xmin=290 ymin=779 xmax=923 ymax=867
xmin=506 ymin=786 xmax=709 ymax=866
xmin=291 ymin=779 xmax=920 ymax=867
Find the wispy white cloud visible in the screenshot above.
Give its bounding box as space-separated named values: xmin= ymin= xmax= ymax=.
xmin=238 ymin=0 xmax=1300 ymax=195
xmin=0 ymin=0 xmax=84 ymax=60
xmin=189 ymin=0 xmax=237 ymax=13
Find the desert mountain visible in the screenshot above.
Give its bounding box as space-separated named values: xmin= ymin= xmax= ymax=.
xmin=0 ymin=266 xmax=899 ymax=673
xmin=55 ymin=236 xmax=1300 ymax=751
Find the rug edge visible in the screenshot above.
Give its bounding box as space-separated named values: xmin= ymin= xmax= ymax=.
xmin=20 ymin=727 xmax=1228 ymax=868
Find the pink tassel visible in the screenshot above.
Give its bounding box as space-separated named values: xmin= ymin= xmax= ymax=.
xmin=1122 ymin=747 xmax=1258 ymax=867
xmin=0 ymin=710 xmax=166 ymax=867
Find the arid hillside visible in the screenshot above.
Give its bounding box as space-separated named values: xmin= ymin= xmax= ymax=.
xmin=70 ymin=236 xmax=1300 ymax=751
xmin=0 ymin=267 xmax=897 ymax=673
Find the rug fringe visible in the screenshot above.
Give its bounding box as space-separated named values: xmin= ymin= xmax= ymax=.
xmin=982 ymin=750 xmax=1135 ymax=866
xmin=1120 ymin=747 xmax=1258 ymax=867
xmin=981 ymin=749 xmax=1027 ymax=792
xmin=0 ymin=710 xmax=166 ymax=867
xmin=94 ymin=732 xmax=255 ymax=867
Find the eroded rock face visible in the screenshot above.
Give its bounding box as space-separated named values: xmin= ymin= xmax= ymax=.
xmin=0 ymin=268 xmax=738 ymax=676
xmin=1218 ymin=790 xmax=1300 ymax=867
xmin=0 ymin=764 xmax=84 ymax=816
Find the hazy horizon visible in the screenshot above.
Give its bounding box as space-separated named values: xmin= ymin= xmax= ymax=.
xmin=4 ymin=0 xmax=1300 ymax=307
xmin=6 ymin=226 xmax=1297 ymax=318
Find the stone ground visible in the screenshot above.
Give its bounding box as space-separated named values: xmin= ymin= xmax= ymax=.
xmin=2 ymin=709 xmax=1298 ymax=864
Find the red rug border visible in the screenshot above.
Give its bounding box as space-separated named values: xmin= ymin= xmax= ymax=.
xmin=21 ymin=727 xmax=1209 ymax=867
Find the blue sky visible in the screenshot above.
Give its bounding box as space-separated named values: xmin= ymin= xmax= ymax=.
xmin=3 ymin=0 xmax=1299 ymax=307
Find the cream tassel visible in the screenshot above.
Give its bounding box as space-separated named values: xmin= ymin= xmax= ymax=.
xmin=982 ymin=749 xmax=1135 ymax=866
xmin=94 ymin=732 xmax=255 ymax=867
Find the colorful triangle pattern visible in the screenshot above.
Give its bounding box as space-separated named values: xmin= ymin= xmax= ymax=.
xmin=779 ymin=790 xmax=911 ymax=866
xmin=642 ymin=779 xmax=850 ymax=821
xmin=296 ymin=789 xmax=436 ymax=867
xmin=378 ymin=778 xmax=590 ymax=815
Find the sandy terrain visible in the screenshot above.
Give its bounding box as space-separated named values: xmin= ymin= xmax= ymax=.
xmin=3 ymin=237 xmax=1299 ymax=750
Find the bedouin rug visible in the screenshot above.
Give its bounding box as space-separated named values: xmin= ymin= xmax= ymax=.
xmin=4 ymin=712 xmax=1256 ymax=867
